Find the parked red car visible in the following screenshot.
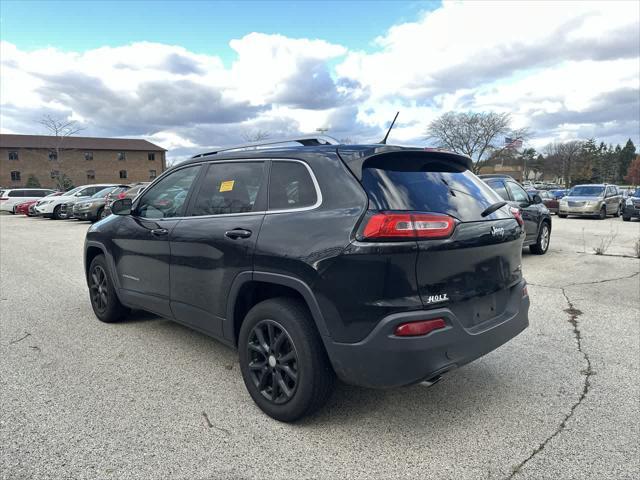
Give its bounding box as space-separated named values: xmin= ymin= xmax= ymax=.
xmin=538 ymin=190 xmax=559 ymax=214
xmin=15 ymin=192 xmax=63 ymax=216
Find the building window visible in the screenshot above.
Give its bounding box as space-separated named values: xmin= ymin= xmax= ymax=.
xmin=149 ymin=169 xmax=157 ymax=179
xmin=50 ymin=170 xmax=60 ymax=179
xmin=84 ymin=152 xmax=93 ymax=161
xmin=49 ymin=151 xmax=58 ymax=161
xmin=87 ymin=170 xmax=96 ymax=180
xmin=119 ymin=170 xmax=128 ymax=179
xmin=8 ymin=151 xmax=19 ymax=161
xmin=10 ymin=171 xmax=21 ymax=182
xmin=118 ymin=152 xmax=126 ymax=161
xmin=148 ymin=152 xmax=155 ymax=161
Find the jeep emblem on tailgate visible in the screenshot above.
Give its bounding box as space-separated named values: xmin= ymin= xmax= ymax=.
xmin=491 ymin=226 xmax=505 ymax=238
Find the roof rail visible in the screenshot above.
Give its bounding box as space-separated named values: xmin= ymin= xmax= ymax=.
xmin=191 ymin=135 xmax=340 ymax=159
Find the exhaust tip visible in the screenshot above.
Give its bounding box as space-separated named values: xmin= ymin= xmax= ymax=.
xmin=419 ymin=375 xmax=443 ymax=387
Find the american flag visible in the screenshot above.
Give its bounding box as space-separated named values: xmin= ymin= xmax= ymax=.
xmin=504 ymin=137 xmax=523 ymax=149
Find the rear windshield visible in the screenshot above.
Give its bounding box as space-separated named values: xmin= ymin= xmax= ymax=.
xmin=361 ymin=155 xmax=505 ymax=221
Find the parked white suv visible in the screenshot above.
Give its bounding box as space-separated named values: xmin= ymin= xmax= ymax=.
xmin=34 ymin=184 xmax=116 ymax=219
xmin=0 ymin=188 xmax=57 ymax=213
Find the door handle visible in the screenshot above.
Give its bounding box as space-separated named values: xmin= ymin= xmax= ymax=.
xmin=225 ymin=228 xmax=252 ymax=239
xmin=150 ymin=228 xmax=169 ymax=236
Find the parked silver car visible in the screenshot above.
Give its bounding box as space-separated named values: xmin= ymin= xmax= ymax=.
xmin=558 ymin=184 xmax=622 ymax=219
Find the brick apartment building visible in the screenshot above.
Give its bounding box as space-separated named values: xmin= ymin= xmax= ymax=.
xmin=0 ymin=134 xmax=166 ymax=189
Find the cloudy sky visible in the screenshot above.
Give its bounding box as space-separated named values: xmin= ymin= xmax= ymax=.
xmin=1 ymin=0 xmax=638 ymax=163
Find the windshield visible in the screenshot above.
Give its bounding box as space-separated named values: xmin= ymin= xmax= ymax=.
xmin=64 ymin=187 xmax=83 ymax=196
xmin=91 ymin=187 xmax=116 ymax=198
xmin=569 ymin=186 xmax=604 ymax=197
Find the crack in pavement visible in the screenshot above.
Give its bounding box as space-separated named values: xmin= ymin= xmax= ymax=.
xmin=528 ymin=270 xmax=639 ymax=290
xmin=506 ymin=287 xmax=594 ymax=479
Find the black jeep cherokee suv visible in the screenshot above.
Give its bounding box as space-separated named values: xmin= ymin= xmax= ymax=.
xmin=84 ymin=137 xmax=530 ymax=421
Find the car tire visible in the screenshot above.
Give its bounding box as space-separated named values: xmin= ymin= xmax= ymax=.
xmin=558 ymin=214 xmax=568 ymax=218
xmin=98 ymin=207 xmax=107 ymax=220
xmin=598 ymin=206 xmax=607 ymax=220
xmin=88 ymin=254 xmax=129 ymax=323
xmin=529 ymin=221 xmax=550 ymax=255
xmin=622 ymin=216 xmax=630 ymax=222
xmin=52 ymin=205 xmax=63 ymax=220
xmin=238 ymin=297 xmax=335 ymax=422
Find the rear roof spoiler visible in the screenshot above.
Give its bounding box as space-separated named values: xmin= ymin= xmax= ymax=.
xmin=337 ymin=145 xmax=473 ymax=179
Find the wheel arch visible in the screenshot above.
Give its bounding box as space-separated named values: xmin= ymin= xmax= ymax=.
xmin=227 ymin=271 xmax=331 ymax=347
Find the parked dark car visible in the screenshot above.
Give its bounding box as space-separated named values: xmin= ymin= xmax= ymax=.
xmin=479 ymin=174 xmax=552 ymax=254
xmin=84 ymin=137 xmax=530 ymax=421
xmin=622 ymin=188 xmax=640 ymax=221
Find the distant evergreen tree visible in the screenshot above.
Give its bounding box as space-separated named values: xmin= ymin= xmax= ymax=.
xmin=619 ymin=139 xmax=636 ymax=183
xmin=579 ymin=138 xmax=599 ymax=182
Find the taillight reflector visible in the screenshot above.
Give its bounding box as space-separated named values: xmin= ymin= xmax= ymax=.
xmin=510 ymin=207 xmax=524 ymax=227
xmin=395 ymin=318 xmax=447 ymax=337
xmin=363 ymin=213 xmax=455 ymax=240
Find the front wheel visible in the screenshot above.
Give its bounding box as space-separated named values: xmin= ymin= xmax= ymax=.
xmin=622 ymin=216 xmax=631 ymax=222
xmin=530 ymin=221 xmax=550 ymax=255
xmin=52 ymin=205 xmax=63 ymax=220
xmin=598 ymin=206 xmax=607 ymax=220
xmin=558 ymin=214 xmax=568 ymax=218
xmin=88 ymin=254 xmax=129 ymax=322
xmin=238 ymin=298 xmax=335 ymax=422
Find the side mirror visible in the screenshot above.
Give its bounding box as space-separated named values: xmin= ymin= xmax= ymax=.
xmin=111 ymin=198 xmax=132 ymax=215
xmin=532 ymin=194 xmax=543 ymax=204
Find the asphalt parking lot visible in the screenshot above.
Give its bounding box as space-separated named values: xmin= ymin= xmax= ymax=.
xmin=1 ymin=214 xmax=638 ymax=480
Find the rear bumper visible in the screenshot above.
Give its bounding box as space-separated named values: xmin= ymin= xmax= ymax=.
xmin=324 ymin=281 xmax=529 ymax=388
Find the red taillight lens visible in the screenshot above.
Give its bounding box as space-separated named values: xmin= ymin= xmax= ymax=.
xmin=117 ymin=192 xmax=127 ymax=199
xmin=510 ymin=207 xmax=524 ymax=227
xmin=395 ymin=318 xmax=446 ymax=337
xmin=362 ymin=213 xmax=455 ymax=240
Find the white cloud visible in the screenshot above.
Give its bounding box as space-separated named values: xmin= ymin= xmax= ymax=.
xmin=1 ymin=0 xmax=638 ymax=161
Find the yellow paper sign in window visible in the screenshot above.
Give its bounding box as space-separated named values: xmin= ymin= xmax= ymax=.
xmin=219 ymin=180 xmax=235 ymax=192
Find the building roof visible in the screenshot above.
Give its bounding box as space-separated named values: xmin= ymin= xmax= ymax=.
xmin=0 ymin=134 xmax=166 ymax=151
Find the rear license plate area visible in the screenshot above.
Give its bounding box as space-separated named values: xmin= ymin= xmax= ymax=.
xmin=472 ymin=294 xmax=497 ymax=326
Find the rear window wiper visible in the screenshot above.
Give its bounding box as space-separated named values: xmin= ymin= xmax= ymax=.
xmin=481 ymin=201 xmax=508 ymax=217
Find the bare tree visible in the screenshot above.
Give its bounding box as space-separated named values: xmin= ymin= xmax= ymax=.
xmin=35 ymin=115 xmax=85 ymax=190
xmin=544 ymin=140 xmax=583 ymax=188
xmin=241 ymin=129 xmax=271 ymax=143
xmin=425 ymin=111 xmax=529 ymax=173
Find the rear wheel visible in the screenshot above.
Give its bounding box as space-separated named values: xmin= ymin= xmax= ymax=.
xmin=530 ymin=221 xmax=550 ymax=255
xmin=622 ymin=215 xmax=631 ymax=222
xmin=598 ymin=206 xmax=606 ymax=220
xmin=88 ymin=254 xmax=129 ymax=323
xmin=238 ymin=297 xmax=335 ymax=422
xmin=558 ymin=214 xmax=568 ymax=218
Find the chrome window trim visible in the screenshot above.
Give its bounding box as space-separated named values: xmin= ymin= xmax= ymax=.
xmin=152 ymin=158 xmax=323 ymax=221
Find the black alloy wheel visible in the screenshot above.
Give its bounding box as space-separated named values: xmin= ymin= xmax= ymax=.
xmin=247 ymin=319 xmax=299 ymax=404
xmin=599 ymin=206 xmax=607 ymax=220
xmin=89 ymin=265 xmax=109 ymax=314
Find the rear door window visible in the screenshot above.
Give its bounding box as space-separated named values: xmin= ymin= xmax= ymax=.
xmin=269 ymin=161 xmax=318 ymax=210
xmin=8 ymin=190 xmax=24 ymax=197
xmin=361 ymin=155 xmax=504 ymax=221
xmin=485 ymin=180 xmax=510 ymax=201
xmin=506 ymin=181 xmax=530 ymax=204
xmin=190 ymin=161 xmax=265 ymax=216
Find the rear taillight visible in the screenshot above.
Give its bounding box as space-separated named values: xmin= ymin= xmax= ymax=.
xmin=510 ymin=207 xmax=524 ymax=227
xmin=117 ymin=192 xmax=127 ymax=199
xmin=395 ymin=318 xmax=446 ymax=337
xmin=362 ymin=212 xmax=455 ymax=240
